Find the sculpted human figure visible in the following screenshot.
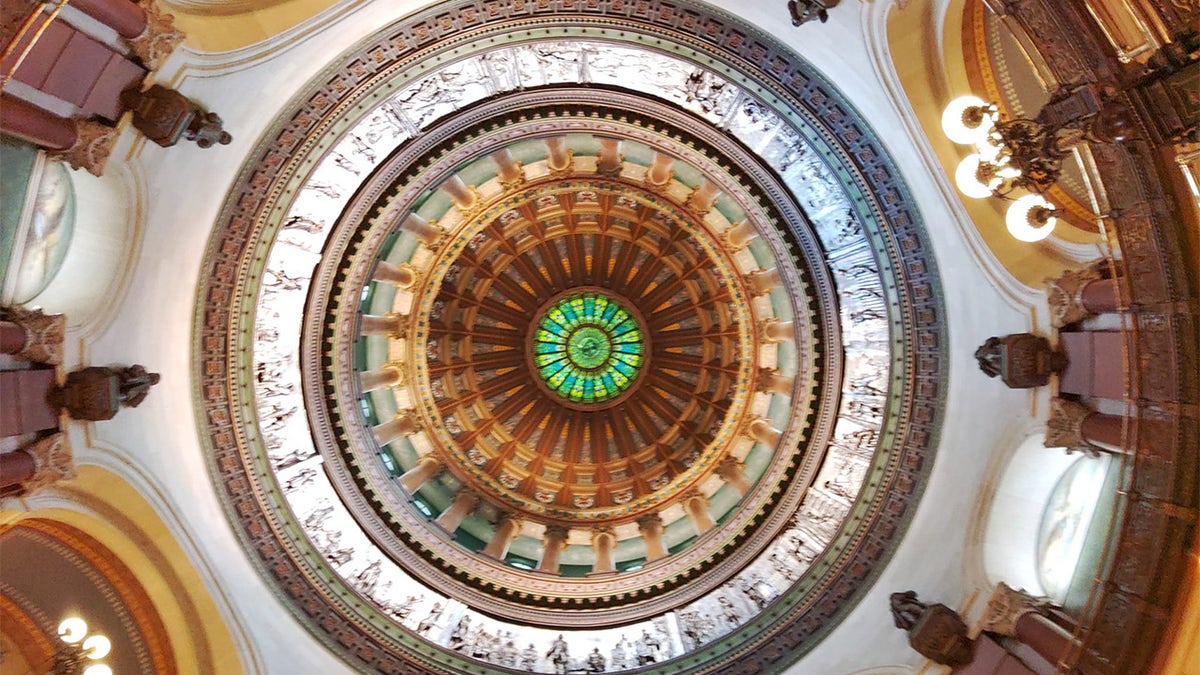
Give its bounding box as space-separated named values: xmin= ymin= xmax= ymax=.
xmin=117 ymin=365 xmax=160 ymax=407
xmin=417 ymin=603 xmax=442 ymax=634
xmin=546 ymin=634 xmax=570 ymax=674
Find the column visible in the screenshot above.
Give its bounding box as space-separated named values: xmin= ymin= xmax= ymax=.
xmin=746 ymin=268 xmax=782 ymax=296
xmin=400 ymin=213 xmax=445 ymax=247
xmin=0 ymin=95 xmax=77 ymax=150
xmin=722 ymin=220 xmax=758 ymax=251
xmin=757 ymin=368 xmax=794 ymax=395
xmin=538 ymin=525 xmax=570 ymax=573
xmin=482 ymin=513 xmax=523 ymax=559
xmin=373 ymin=261 xmax=417 ymax=288
xmin=490 ymin=149 xmax=524 ymax=186
xmin=434 ymin=489 xmax=479 ymax=532
xmin=682 ymin=490 xmax=715 ymax=535
xmin=760 ymin=319 xmax=795 ymax=343
xmin=1080 ymin=278 xmax=1124 ymax=313
xmin=1014 ymin=610 xmax=1077 ymax=667
xmin=360 ymin=314 xmax=404 ymax=338
xmin=685 ymin=181 xmax=720 ymax=214
xmin=1 ymin=322 xmax=26 ymax=355
xmin=398 ymin=454 xmax=442 ymax=493
xmin=715 ymin=455 xmax=752 ymax=496
xmin=71 ymin=0 xmax=147 ymax=38
xmin=442 ymin=175 xmax=478 ymax=211
xmin=746 ymin=417 xmax=782 ymax=446
xmin=0 ymin=451 xmax=37 ymax=490
xmin=590 ymin=527 xmax=617 ymax=573
xmin=645 ymin=152 xmax=675 ymax=187
xmin=544 ymin=137 xmax=573 ymax=173
xmin=375 ymin=411 xmax=420 ymax=446
xmin=359 ymin=366 xmax=402 ymax=393
xmin=1045 ymin=398 xmax=1126 ymax=453
xmin=637 ymin=514 xmax=667 ymax=562
xmin=596 ymin=137 xmax=622 ymax=177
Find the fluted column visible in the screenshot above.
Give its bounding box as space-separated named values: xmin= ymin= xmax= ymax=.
xmin=760 ymin=319 xmax=795 ymax=343
xmin=490 ymin=149 xmax=524 ymax=186
xmin=716 ymin=455 xmax=752 ymax=496
xmin=757 ymin=368 xmax=794 ymax=395
xmin=590 ymin=527 xmax=617 ymax=573
xmin=435 ymin=489 xmax=479 ymax=532
xmin=442 ymin=175 xmax=478 ymax=211
xmin=544 ymin=137 xmax=573 ymax=173
xmin=375 ymin=410 xmax=420 ymax=446
xmin=539 ymin=525 xmax=570 ymax=573
xmin=685 ymin=181 xmax=720 ymax=214
xmin=722 ymin=220 xmax=758 ymax=251
xmin=682 ymin=490 xmax=715 ymax=535
xmin=645 ymin=152 xmax=675 ymax=187
xmin=401 ymin=213 xmax=445 ymax=247
xmin=398 ymin=454 xmax=442 ymax=493
xmin=746 ymin=268 xmax=782 ymax=296
xmin=373 ymin=261 xmax=417 ymax=288
xmin=637 ymin=514 xmax=667 ymax=562
xmin=0 ymin=451 xmax=37 ymax=490
xmin=745 ymin=417 xmax=782 ymax=446
xmin=483 ymin=513 xmax=523 ymax=559
xmin=596 ymin=137 xmax=623 ymax=177
xmin=360 ymin=313 xmax=405 ymax=338
xmin=359 ymin=366 xmax=402 ymax=393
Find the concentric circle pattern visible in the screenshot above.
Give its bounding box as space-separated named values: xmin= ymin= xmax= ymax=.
xmin=533 ymin=291 xmax=645 ymax=404
xmin=197 ymin=3 xmax=947 ymax=671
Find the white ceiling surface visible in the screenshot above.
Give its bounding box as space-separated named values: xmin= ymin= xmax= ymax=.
xmin=55 ymin=0 xmax=1040 ymax=672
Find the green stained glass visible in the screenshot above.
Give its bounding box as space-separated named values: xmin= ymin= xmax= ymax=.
xmin=533 ymin=292 xmax=644 ymax=404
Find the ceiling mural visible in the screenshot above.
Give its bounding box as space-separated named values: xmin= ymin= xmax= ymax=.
xmin=195 ymin=2 xmax=946 ymax=672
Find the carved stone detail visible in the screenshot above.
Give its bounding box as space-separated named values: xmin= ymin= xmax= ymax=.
xmin=890 ymin=591 xmax=975 ymax=666
xmin=1045 ymin=262 xmax=1105 ymax=328
xmin=22 ymin=432 xmax=74 ymax=495
xmin=48 ymin=119 xmax=118 ymax=177
xmin=979 ymin=582 xmax=1054 ymax=636
xmin=1045 ymin=397 xmax=1093 ymax=448
xmin=129 ymin=1 xmax=185 ymax=72
xmin=0 ymin=306 xmax=65 ymax=364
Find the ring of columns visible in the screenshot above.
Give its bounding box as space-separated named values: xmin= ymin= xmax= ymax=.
xmin=309 ymin=98 xmax=828 ymax=624
xmin=196 ymin=3 xmax=948 ymax=671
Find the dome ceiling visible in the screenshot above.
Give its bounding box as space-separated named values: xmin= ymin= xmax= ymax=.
xmin=194 ymin=2 xmax=948 ymax=673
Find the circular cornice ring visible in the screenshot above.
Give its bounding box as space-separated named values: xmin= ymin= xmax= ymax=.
xmin=194 ymin=2 xmax=947 ymax=672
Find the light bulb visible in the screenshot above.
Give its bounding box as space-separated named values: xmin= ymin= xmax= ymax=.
xmin=954 ymin=155 xmax=998 ymax=199
xmin=83 ymin=634 xmax=112 ymax=659
xmin=58 ymin=617 xmax=87 ymax=644
xmin=1006 ymin=194 xmax=1057 ymax=242
xmin=82 ymin=665 xmax=113 ymax=675
xmin=942 ymin=95 xmax=997 ymax=145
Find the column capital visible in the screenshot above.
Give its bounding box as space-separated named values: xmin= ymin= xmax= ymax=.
xmin=0 ymin=306 xmax=65 ymax=364
xmin=978 ymin=582 xmax=1054 ymax=636
xmin=1044 ymin=397 xmax=1093 ymax=448
xmin=745 ymin=268 xmax=782 ymax=297
xmin=544 ymin=524 xmax=571 ymax=542
xmin=129 ymin=1 xmax=185 ymax=71
xmin=744 ymin=416 xmax=782 ymax=446
xmin=22 ymin=432 xmax=75 ymax=495
xmin=635 ymin=513 xmax=664 ymax=531
xmin=1045 ymin=261 xmax=1106 ymax=328
xmin=759 ymin=318 xmax=794 ymax=344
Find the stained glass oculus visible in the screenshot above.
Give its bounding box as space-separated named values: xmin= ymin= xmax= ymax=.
xmin=533 ymin=292 xmax=645 ymax=404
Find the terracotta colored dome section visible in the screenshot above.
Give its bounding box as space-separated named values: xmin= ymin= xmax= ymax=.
xmin=426 ymin=180 xmax=744 ymax=523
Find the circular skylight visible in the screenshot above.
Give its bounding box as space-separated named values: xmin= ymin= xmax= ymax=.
xmin=532 ymin=291 xmax=645 ymax=404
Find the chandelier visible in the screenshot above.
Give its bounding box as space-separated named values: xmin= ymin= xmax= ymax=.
xmin=941 ymin=95 xmax=1071 ymax=242
xmin=52 ymin=617 xmax=112 ymax=675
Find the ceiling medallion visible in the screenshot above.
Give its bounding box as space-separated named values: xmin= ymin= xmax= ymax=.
xmin=531 ymin=290 xmax=646 ymax=407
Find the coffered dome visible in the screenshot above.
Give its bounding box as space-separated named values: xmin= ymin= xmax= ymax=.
xmin=194 ymin=3 xmax=947 ymax=671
